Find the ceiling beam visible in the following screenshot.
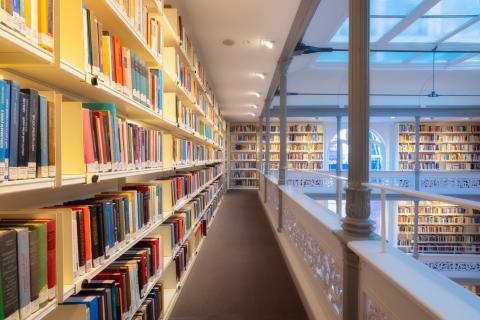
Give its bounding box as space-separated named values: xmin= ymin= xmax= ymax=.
xmin=260 ymin=0 xmax=321 ymax=118
xmin=269 ymin=105 xmax=480 ymax=117
xmin=375 ymin=0 xmax=440 ymax=48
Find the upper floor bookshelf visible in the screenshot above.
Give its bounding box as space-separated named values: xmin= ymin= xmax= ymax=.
xmin=398 ymin=122 xmax=480 ymax=171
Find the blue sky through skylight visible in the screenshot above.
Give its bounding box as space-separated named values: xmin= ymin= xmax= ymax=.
xmin=331 ymin=18 xmax=401 ymax=42
xmin=425 ymin=0 xmax=480 ymax=15
xmin=411 ymin=52 xmax=465 ymax=63
xmin=444 ymin=21 xmax=480 ymax=43
xmin=315 ymin=51 xmax=348 ymax=63
xmin=370 ymin=52 xmax=417 ymax=63
xmin=371 ymin=0 xmax=423 ymax=15
xmin=391 ymin=17 xmax=471 ymax=43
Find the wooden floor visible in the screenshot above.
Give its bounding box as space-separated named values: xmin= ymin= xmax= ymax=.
xmin=170 ymin=190 xmax=308 ymax=320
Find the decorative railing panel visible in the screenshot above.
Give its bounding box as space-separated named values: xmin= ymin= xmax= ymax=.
xmin=419 ymin=172 xmax=480 ymax=195
xmin=280 ymin=186 xmax=344 ymax=318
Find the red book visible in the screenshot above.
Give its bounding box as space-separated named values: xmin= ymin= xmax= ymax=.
xmin=141 ymin=238 xmax=160 ymax=272
xmin=82 ymin=109 xmax=97 ymax=173
xmin=93 ymin=112 xmax=108 ymax=168
xmin=119 ymin=45 xmax=125 ymax=90
xmin=94 ymin=272 xmax=128 ymax=314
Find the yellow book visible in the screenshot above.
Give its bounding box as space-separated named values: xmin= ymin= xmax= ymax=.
xmin=101 ymin=35 xmax=111 ymax=85
xmin=162 ymin=93 xmax=177 ymax=124
xmin=158 ymin=179 xmax=173 ymax=213
xmin=162 ymin=133 xmax=173 ymax=168
xmin=37 ymin=0 xmax=52 ymax=51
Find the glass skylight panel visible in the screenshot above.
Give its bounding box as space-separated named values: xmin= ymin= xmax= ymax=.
xmin=391 ymin=17 xmax=471 ymax=43
xmin=444 ymin=21 xmax=480 ymax=43
xmin=411 ymin=52 xmax=465 ymax=63
xmin=315 ymin=51 xmax=348 ymax=63
xmin=425 ymin=0 xmax=480 ymax=16
xmin=331 ymin=18 xmax=401 ymax=43
xmin=370 ymin=52 xmax=417 ymax=63
xmin=464 ymin=55 xmax=480 ymax=62
xmin=371 ymin=0 xmax=423 ymax=16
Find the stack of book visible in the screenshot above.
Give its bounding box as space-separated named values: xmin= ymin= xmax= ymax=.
xmin=0 ymin=81 xmax=56 ymax=182
xmin=0 ymin=0 xmax=54 ymax=51
xmin=81 ymin=103 xmax=163 ymax=173
xmin=64 ymin=237 xmax=162 ymax=320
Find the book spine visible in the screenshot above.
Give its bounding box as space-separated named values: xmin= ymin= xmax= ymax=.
xmin=28 ymin=230 xmax=39 ymax=314
xmin=45 ymin=220 xmax=55 ymax=301
xmin=0 ymin=230 xmax=20 ymax=320
xmin=47 ymin=101 xmax=55 ymax=177
xmin=0 ymin=80 xmax=6 ymax=182
xmin=90 ymin=206 xmax=100 ymax=268
xmin=82 ymin=209 xmax=92 ymax=272
xmin=8 ymin=81 xmax=20 ymax=180
xmin=26 ymin=90 xmax=38 ymax=179
xmin=16 ymin=228 xmax=31 ymax=319
xmin=17 ymin=92 xmax=29 ymax=180
xmin=76 ymin=211 xmax=86 ymax=276
xmin=37 ymin=95 xmax=48 ymax=178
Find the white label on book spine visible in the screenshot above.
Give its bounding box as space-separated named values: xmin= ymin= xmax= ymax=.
xmin=48 ymin=286 xmax=56 ymax=300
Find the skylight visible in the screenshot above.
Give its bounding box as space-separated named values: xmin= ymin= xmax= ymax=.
xmin=331 ymin=18 xmax=401 ymax=43
xmin=411 ymin=52 xmax=465 ymax=64
xmin=391 ymin=17 xmax=471 ymax=43
xmin=371 ymin=0 xmax=423 ymax=16
xmin=463 ymin=55 xmax=480 ymax=63
xmin=425 ymin=0 xmax=480 ymax=16
xmin=444 ymin=21 xmax=480 ymax=43
xmin=370 ymin=52 xmax=417 ymax=63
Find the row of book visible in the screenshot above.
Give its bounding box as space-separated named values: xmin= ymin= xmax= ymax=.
xmin=0 ymin=0 xmax=53 ymax=51
xmin=82 ymin=103 xmax=163 ymax=173
xmin=64 ymin=237 xmax=163 ymax=320
xmin=232 ymin=162 xmax=256 ymax=169
xmin=0 ymin=83 xmax=55 ymax=182
xmin=0 ymin=218 xmax=55 ymax=320
xmin=399 ymin=124 xmax=480 ymax=133
xmin=288 ymin=162 xmax=309 ymax=170
xmin=231 ymin=179 xmax=258 ymax=187
xmin=398 ymin=215 xmax=480 ymax=224
xmin=231 ymin=154 xmax=256 ymax=161
xmin=287 ymin=154 xmax=308 ymax=160
xmin=233 ymin=144 xmax=256 ymax=151
xmin=288 ymin=134 xmax=323 ymax=142
xmin=82 ymin=6 xmax=163 ymax=112
xmin=288 ymin=124 xmax=322 ymax=133
xmin=398 ymin=243 xmax=479 ymax=254
xmin=398 ymin=202 xmax=478 ymax=215
xmin=172 ymin=138 xmax=213 ymax=164
xmin=398 ymin=234 xmax=480 ymax=243
xmin=233 ymin=136 xmax=256 ymax=142
xmin=398 ymin=225 xmax=479 ymax=233
xmin=176 ymin=96 xmax=202 ymax=133
xmin=232 ymin=171 xmax=257 ymax=179
xmin=230 ymin=125 xmax=256 ymax=133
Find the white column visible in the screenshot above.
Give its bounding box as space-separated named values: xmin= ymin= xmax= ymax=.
xmin=278 ymin=59 xmax=288 ymax=232
xmin=265 ymin=106 xmax=271 ymax=176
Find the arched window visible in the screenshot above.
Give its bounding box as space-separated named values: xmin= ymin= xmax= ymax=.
xmin=328 ymin=129 xmax=385 ymax=170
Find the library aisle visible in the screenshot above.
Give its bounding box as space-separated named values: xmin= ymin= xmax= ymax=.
xmin=170 ymin=190 xmax=308 ymax=320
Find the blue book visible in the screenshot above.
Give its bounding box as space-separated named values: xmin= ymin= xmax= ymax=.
xmin=8 ymin=81 xmax=20 ymax=180
xmin=37 ymin=95 xmax=49 ymax=177
xmin=64 ymin=296 xmax=99 ymax=320
xmin=3 ymin=81 xmax=11 ymax=180
xmin=103 ymin=202 xmax=114 ymax=250
xmin=0 ymin=80 xmax=7 ymax=181
xmin=82 ymin=103 xmax=119 ymax=170
xmin=122 ymin=197 xmax=130 ymax=234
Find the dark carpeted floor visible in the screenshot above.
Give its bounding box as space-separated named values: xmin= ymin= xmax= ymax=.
xmin=169 ymin=190 xmax=308 ymax=320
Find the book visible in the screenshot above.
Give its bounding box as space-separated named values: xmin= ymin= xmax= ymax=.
xmin=0 ymin=80 xmax=7 ymax=181
xmin=7 ymin=80 xmax=20 ymax=180
xmin=0 ymin=229 xmax=20 ymax=320
xmin=36 ymin=95 xmax=48 ymax=178
xmin=19 ymin=89 xmax=39 ymax=179
xmin=47 ymin=100 xmax=55 ymax=177
xmin=16 ymin=92 xmax=29 ymax=180
xmin=64 ymin=296 xmax=99 ymax=320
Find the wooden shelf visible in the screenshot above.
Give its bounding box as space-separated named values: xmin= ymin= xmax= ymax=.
xmin=0 ymin=24 xmax=53 ymax=65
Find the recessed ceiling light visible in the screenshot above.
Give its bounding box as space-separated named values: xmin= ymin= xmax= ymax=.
xmin=247 ymin=112 xmax=255 ymax=117
xmin=247 ymin=104 xmax=258 ymax=109
xmin=390 ymin=116 xmax=396 ymax=119
xmin=253 ymin=72 xmax=266 ymax=80
xmin=222 ymin=39 xmax=235 ymax=46
xmin=250 ymin=92 xmax=261 ymax=98
xmin=260 ymin=39 xmax=274 ymax=49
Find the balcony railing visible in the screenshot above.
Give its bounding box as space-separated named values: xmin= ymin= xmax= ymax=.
xmin=259 ymin=173 xmax=480 ymax=319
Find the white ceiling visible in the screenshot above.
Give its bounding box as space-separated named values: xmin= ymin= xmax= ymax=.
xmin=168 ymin=0 xmax=302 ymax=122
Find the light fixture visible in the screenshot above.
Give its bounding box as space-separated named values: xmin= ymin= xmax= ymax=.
xmin=247 ymin=112 xmax=255 ymax=117
xmin=247 ymin=104 xmax=258 ymax=109
xmin=260 ymin=39 xmax=274 ymax=49
xmin=253 ymin=72 xmax=265 ymax=80
xmin=250 ymin=92 xmax=261 ymax=98
xmin=390 ymin=116 xmax=396 ymax=119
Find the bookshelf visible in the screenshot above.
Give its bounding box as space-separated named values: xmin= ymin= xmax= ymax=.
xmin=0 ymin=1 xmax=226 ymax=319
xmin=398 ymin=122 xmax=480 ymax=171
xmin=262 ymin=122 xmax=324 ymax=171
xmin=396 ymin=201 xmax=480 ymax=254
xmin=229 ymin=123 xmax=259 ymax=189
